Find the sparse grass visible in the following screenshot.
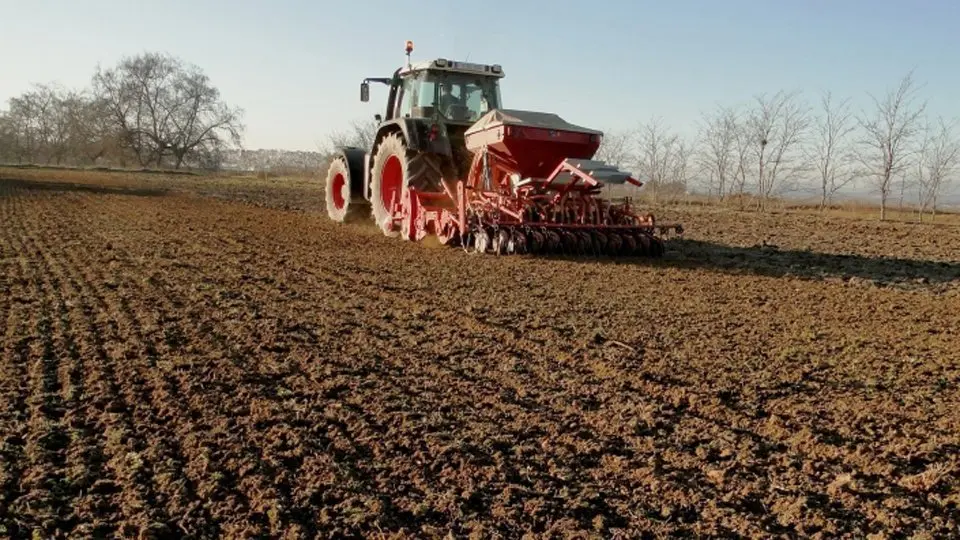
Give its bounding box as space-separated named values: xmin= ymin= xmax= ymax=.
xmin=0 ymin=162 xmax=204 ymax=176
xmin=0 ymin=165 xmax=321 ymax=194
xmin=619 ymin=188 xmax=960 ymax=226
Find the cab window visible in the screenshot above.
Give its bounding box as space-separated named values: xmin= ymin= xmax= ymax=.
xmin=397 ymin=76 xmax=415 ymax=118
xmin=397 ymin=72 xmax=438 ymax=118
xmin=427 ymin=73 xmax=500 ymax=122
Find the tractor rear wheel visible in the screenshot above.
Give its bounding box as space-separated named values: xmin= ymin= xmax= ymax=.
xmin=369 ymin=131 xmax=443 ymax=237
xmin=324 ymin=155 xmax=366 ymax=222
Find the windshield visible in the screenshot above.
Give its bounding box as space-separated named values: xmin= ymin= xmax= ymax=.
xmin=425 ymin=72 xmax=501 ymax=123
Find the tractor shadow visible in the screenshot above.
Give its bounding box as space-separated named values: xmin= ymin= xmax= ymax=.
xmin=0 ymin=177 xmax=169 ymax=198
xmin=557 ymin=238 xmax=960 ymax=288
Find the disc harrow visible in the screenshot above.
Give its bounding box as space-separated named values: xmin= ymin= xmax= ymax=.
xmin=463 ymin=224 xmax=669 ymax=257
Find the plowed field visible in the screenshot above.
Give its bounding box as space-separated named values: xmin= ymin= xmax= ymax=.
xmin=1 ymin=169 xmax=959 ymax=538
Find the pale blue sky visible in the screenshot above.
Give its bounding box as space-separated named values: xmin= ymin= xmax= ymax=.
xmin=3 ymin=0 xmax=958 ymax=151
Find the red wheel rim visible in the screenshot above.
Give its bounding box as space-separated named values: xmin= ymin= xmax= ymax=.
xmin=381 ymin=155 xmax=403 ymax=210
xmin=331 ymin=173 xmax=346 ymax=209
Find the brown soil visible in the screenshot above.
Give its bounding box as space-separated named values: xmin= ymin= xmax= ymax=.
xmin=1 ymin=171 xmax=959 ymax=538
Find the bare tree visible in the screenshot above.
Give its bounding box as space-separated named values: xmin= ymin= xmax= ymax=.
xmin=167 ymin=66 xmax=244 ymax=168
xmin=63 ymin=92 xmax=116 ymax=164
xmin=315 ymin=118 xmax=380 ymax=176
xmin=5 ymin=87 xmax=51 ymax=163
xmin=0 ymin=112 xmax=15 ymax=162
xmin=897 ymin=170 xmax=913 ymax=213
xmin=3 ymin=97 xmax=34 ymax=163
xmin=669 ymin=136 xmax=695 ymax=197
xmin=916 ymin=116 xmax=960 ymax=221
xmin=807 ymin=90 xmax=861 ymax=209
xmin=44 ymin=85 xmax=76 ymax=165
xmin=594 ymin=129 xmax=634 ymax=169
xmin=92 ymin=53 xmax=173 ymax=166
xmin=0 ymin=52 xmax=241 ymax=169
xmin=591 ymin=128 xmax=637 ymax=199
xmin=855 ymin=71 xmax=927 ymax=220
xmin=731 ymin=117 xmax=753 ymax=206
xmin=0 ymin=85 xmax=73 ymax=164
xmin=746 ymin=90 xmax=811 ymax=210
xmin=93 ymin=52 xmax=243 ymax=169
xmin=634 ymin=116 xmax=681 ymax=203
xmin=321 ymin=118 xmax=378 ymax=158
xmin=696 ymin=104 xmax=738 ymax=200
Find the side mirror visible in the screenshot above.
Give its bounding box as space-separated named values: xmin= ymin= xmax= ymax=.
xmin=374 ymin=114 xmax=382 ymax=123
xmin=360 ymin=82 xmax=370 ymax=102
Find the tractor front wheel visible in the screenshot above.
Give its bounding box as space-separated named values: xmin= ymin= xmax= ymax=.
xmin=369 ymin=132 xmax=409 ymax=236
xmin=369 ymin=131 xmax=445 ymax=237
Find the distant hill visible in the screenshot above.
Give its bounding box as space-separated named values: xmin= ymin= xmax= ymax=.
xmin=220 ymin=148 xmax=326 ymax=172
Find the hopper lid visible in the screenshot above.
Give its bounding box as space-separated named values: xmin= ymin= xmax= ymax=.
xmin=465 ymin=109 xmax=603 ymax=137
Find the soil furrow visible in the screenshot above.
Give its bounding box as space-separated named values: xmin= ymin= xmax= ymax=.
xmin=0 ymin=187 xmax=74 ymax=537
xmin=111 ymin=215 xmax=865 ymax=535
xmin=23 ymin=202 xmax=128 ymax=537
xmin=59 ymin=225 xmax=240 ymax=537
xmin=264 ymin=217 xmax=958 ymax=535
xmin=0 ymin=184 xmax=34 ymax=537
xmin=125 ymin=230 xmax=753 ymax=535
xmin=75 ymin=200 xmax=612 ymax=532
xmin=84 ymin=228 xmax=403 ymax=535
xmin=299 ymin=262 xmax=784 ymax=535
xmin=0 ymin=312 xmax=31 ymax=536
xmin=137 ymin=195 xmax=960 ymax=534
xmin=58 ymin=194 xmax=332 ymax=536
xmin=46 ymin=260 xmax=121 ymax=537
xmin=304 ymin=256 xmax=955 ymax=535
xmin=18 ymin=191 xmax=174 ymax=536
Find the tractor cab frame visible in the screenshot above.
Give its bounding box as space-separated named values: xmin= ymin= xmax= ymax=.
xmin=350 ymin=50 xmax=507 ymax=210
xmin=361 ymin=59 xmax=504 ymax=126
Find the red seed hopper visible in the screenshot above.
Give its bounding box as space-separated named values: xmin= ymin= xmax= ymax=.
xmin=464 ymin=110 xmax=605 ymax=179
xmin=392 ymin=109 xmax=682 ymax=256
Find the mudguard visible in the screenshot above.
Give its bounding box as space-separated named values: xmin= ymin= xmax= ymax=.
xmin=336 ymin=146 xmax=366 ymax=200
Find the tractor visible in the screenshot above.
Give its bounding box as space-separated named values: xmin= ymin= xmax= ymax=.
xmin=324 ymin=41 xmax=681 ymax=256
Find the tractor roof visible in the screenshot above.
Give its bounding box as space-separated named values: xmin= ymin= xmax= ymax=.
xmin=400 ymin=58 xmax=505 ymax=78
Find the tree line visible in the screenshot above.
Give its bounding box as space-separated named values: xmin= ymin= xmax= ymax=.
xmin=0 ymin=52 xmax=244 ymax=170
xmin=593 ymin=71 xmax=958 ymax=221
xmin=5 ymin=56 xmax=955 ymax=221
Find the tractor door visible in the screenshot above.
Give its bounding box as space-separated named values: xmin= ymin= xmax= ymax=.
xmin=393 ymin=72 xmax=439 ymax=121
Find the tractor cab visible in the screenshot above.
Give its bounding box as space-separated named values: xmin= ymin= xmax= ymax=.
xmin=358 ymin=44 xmax=507 ymax=182
xmin=360 ymin=45 xmax=505 ymax=128
xmin=391 ymin=59 xmax=504 ymax=125
xmin=350 ymin=42 xmax=511 ymax=218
